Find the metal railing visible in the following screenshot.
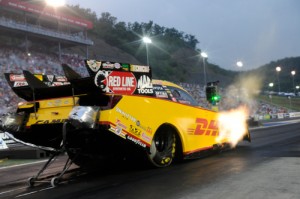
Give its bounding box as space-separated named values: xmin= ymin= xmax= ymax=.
xmin=0 ymin=17 xmax=94 ymax=45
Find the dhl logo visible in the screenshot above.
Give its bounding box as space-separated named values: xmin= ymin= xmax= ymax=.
xmin=187 ymin=118 xmax=219 ymax=136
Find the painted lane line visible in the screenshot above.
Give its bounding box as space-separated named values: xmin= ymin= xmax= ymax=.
xmin=0 ymin=160 xmax=48 ymax=170
xmin=16 ymin=186 xmax=55 ymax=198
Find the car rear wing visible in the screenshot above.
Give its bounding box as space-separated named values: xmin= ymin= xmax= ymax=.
xmin=4 ymin=60 xmax=154 ymax=101
xmin=84 ymin=59 xmax=154 ymax=96
xmin=4 ymin=71 xmax=74 ymax=101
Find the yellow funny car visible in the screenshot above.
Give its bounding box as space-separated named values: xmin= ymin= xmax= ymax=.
xmin=1 ymin=59 xmax=251 ymax=173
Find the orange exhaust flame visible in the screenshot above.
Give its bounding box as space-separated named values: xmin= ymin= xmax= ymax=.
xmin=216 ymin=105 xmax=249 ymax=147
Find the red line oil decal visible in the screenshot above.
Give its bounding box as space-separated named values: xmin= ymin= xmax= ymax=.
xmin=95 ymin=70 xmax=137 ymax=95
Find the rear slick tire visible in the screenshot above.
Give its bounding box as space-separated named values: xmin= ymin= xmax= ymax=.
xmin=147 ymin=126 xmax=176 ymax=167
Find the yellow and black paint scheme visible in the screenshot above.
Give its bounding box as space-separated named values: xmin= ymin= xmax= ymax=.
xmin=1 ymin=60 xmax=251 ymax=167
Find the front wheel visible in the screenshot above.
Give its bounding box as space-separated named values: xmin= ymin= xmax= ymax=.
xmin=147 ymin=126 xmax=176 ymax=167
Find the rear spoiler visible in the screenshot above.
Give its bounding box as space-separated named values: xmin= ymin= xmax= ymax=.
xmin=4 ymin=64 xmax=96 ymax=101
xmin=85 ymin=59 xmax=153 ymax=95
xmin=4 ymin=59 xmax=154 ymax=101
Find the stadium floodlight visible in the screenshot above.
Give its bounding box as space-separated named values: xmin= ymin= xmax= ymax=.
xmin=269 ymin=82 xmax=274 ymax=87
xmin=45 ymin=0 xmax=66 ymax=7
xmin=143 ymin=37 xmax=152 ymax=65
xmin=276 ymin=66 xmax=281 ymax=72
xmin=236 ymin=61 xmax=243 ymax=67
xmin=201 ymin=52 xmax=208 ymax=58
xmin=143 ymin=37 xmax=152 ymax=44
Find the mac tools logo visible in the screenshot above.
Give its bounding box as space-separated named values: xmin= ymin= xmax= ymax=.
xmin=137 ymin=75 xmax=153 ymax=94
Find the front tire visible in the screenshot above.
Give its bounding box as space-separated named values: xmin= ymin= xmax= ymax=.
xmin=147 ymin=126 xmax=176 ymax=167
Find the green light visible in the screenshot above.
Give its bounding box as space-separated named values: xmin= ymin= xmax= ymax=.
xmin=206 ymin=84 xmax=221 ymax=104
xmin=211 ymin=95 xmax=220 ymax=102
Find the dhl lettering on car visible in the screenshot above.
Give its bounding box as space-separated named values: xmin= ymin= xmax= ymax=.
xmin=187 ymin=118 xmax=219 ymax=136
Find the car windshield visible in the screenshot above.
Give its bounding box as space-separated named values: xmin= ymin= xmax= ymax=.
xmin=167 ymin=86 xmax=198 ymax=106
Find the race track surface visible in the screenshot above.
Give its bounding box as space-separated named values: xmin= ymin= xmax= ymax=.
xmin=0 ymin=122 xmax=300 ymax=199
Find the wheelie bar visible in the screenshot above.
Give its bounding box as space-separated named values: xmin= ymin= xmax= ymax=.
xmin=27 ymin=152 xmax=74 ymax=187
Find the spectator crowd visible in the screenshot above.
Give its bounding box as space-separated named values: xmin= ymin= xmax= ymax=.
xmin=0 ymin=46 xmax=86 ymax=114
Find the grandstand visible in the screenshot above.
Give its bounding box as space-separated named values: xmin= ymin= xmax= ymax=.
xmin=0 ymin=0 xmax=94 ymax=59
xmin=0 ymin=0 xmax=95 ymax=113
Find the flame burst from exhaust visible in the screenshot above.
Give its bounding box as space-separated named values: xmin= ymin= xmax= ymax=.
xmin=216 ymin=105 xmax=249 ymax=147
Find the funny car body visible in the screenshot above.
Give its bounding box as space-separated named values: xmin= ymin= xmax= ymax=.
xmin=0 ymin=59 xmax=251 ymax=185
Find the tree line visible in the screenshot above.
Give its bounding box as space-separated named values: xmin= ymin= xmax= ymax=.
xmin=68 ymin=5 xmax=208 ymax=82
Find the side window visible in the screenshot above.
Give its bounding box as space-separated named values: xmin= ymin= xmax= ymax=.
xmin=153 ymin=84 xmax=198 ymax=106
xmin=168 ymin=86 xmax=198 ymax=106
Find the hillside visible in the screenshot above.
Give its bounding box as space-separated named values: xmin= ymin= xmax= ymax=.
xmin=70 ymin=32 xmax=238 ymax=87
xmin=245 ymin=57 xmax=300 ymax=93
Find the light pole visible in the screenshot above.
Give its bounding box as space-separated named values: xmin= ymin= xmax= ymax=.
xmin=291 ymin=70 xmax=296 ymax=94
xmin=269 ymin=82 xmax=274 ymax=103
xmin=276 ymin=66 xmax=281 ymax=93
xmin=143 ymin=37 xmax=152 ymax=65
xmin=201 ymin=52 xmax=208 ymax=86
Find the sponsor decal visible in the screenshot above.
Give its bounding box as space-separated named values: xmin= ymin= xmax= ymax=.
xmin=116 ymin=107 xmax=137 ymax=123
xmin=34 ymin=119 xmax=67 ymax=124
xmin=46 ymin=99 xmax=70 ymax=106
xmin=188 ymin=118 xmax=219 ymax=136
xmin=102 ymin=62 xmax=115 ymax=69
xmin=85 ymin=59 xmax=153 ymax=96
xmin=111 ymin=126 xmax=127 ymax=139
xmin=129 ymin=125 xmax=141 ymax=136
xmin=55 ymin=76 xmax=68 ymax=82
xmin=141 ymin=132 xmax=151 ymax=143
xmin=137 ymin=75 xmax=153 ymax=94
xmin=95 ymin=70 xmax=137 ymax=95
xmin=126 ymin=135 xmax=146 ymax=148
xmin=130 ymin=65 xmax=150 ymax=73
xmin=116 ymin=119 xmax=127 ymax=130
xmin=122 ymin=63 xmax=129 ymax=71
xmin=10 ymin=74 xmax=25 ymax=81
xmin=114 ymin=63 xmax=121 ymax=69
xmin=87 ymin=60 xmax=101 ymax=72
xmin=115 ymin=127 xmax=126 ymax=138
xmin=155 ymin=91 xmax=169 ymax=98
xmin=13 ymin=81 xmax=28 ymax=87
xmin=47 ymin=75 xmax=54 ymax=82
xmin=153 ymin=85 xmax=165 ymax=90
xmin=52 ymin=82 xmax=64 ymax=86
xmin=135 ymin=121 xmax=152 ymax=134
